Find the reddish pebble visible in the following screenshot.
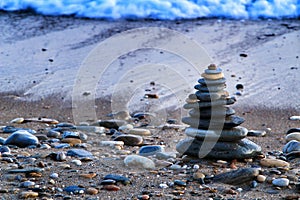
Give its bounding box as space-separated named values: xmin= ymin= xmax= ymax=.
xmin=86 ymin=187 xmax=98 ymax=195
xmin=103 ymin=185 xmax=120 ymax=191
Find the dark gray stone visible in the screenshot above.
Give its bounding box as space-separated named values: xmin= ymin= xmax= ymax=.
xmin=139 ymin=145 xmax=164 ymax=156
xmin=104 ymin=174 xmax=131 ymax=185
xmin=286 ymin=128 xmax=300 ymax=135
xmin=283 ymin=140 xmax=300 ymax=158
xmin=62 ymin=131 xmax=80 ymax=139
xmin=114 ymin=134 xmax=143 ymax=146
xmin=176 ymin=138 xmax=262 ymax=160
xmin=4 ymin=130 xmax=39 ymax=148
xmin=185 ymin=126 xmax=248 ymax=141
xmin=213 ymin=168 xmax=259 ymax=185
xmin=189 ymin=107 xmax=235 ymax=118
xmin=183 ymin=97 xmax=236 ymax=109
xmin=182 ymin=115 xmax=245 ymax=129
xmin=96 ymin=119 xmax=127 ymax=129
xmin=195 ymin=91 xmax=229 ymax=101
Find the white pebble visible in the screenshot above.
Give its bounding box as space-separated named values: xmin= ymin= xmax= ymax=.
xmin=159 ymin=183 xmax=168 ymax=189
xmin=272 ymin=178 xmax=289 ymax=187
xmin=169 ymin=164 xmax=182 ymax=170
xmin=50 ymin=173 xmax=59 ymax=179
xmin=71 ymin=159 xmax=82 ymax=166
xmin=289 ymin=116 xmax=300 ymax=121
xmin=193 ymin=164 xmax=200 ymax=169
xmin=124 ymin=155 xmax=155 ymax=170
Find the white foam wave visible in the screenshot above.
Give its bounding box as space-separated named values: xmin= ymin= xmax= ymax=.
xmin=0 ymin=0 xmax=299 ymax=19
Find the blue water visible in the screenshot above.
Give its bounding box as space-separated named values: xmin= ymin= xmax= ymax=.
xmin=0 ymin=0 xmax=299 ymax=20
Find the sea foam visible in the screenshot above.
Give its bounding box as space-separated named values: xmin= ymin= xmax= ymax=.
xmin=0 ymin=0 xmax=299 ymax=20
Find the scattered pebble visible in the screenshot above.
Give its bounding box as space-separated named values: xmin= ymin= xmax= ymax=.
xmin=260 ymin=158 xmax=290 ymax=168
xmin=289 ymin=116 xmax=300 ymax=121
xmin=124 ymin=155 xmax=155 ymax=169
xmin=4 ymin=130 xmax=39 ymax=148
xmin=272 ymin=178 xmax=290 ymax=187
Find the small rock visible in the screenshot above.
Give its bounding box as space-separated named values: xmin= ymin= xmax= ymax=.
xmin=159 ymin=183 xmax=168 ymax=189
xmin=174 ymin=180 xmax=187 ymax=187
xmin=250 ymin=180 xmax=258 ymax=188
xmin=128 ymin=128 xmax=151 ymax=136
xmin=247 ymin=130 xmax=266 ymax=137
xmin=47 ymin=130 xmax=61 ymax=138
xmin=139 ymin=145 xmax=164 ymax=157
xmin=71 ymin=159 xmax=82 ymax=166
xmin=19 ymin=191 xmax=39 ymax=198
xmin=286 ymin=128 xmax=300 ymax=135
xmin=86 ymin=187 xmax=98 ymax=195
xmin=61 ymin=138 xmax=82 ymax=146
xmin=50 ymin=173 xmax=59 ymax=179
xmin=289 ymin=116 xmax=300 ymax=121
xmin=20 ymin=181 xmax=35 ymax=188
xmin=114 ymin=134 xmax=143 ymax=146
xmin=155 ymin=152 xmax=177 ymax=160
xmin=56 ymin=152 xmax=67 ymax=161
xmin=260 ymin=158 xmax=290 ymax=168
xmin=103 ymin=185 xmax=120 ymax=191
xmin=124 ymin=155 xmax=155 ymax=169
xmin=257 ymin=175 xmax=266 ymax=183
xmin=100 ymin=141 xmax=124 ymax=147
xmin=213 ymin=168 xmax=259 ymax=185
xmin=95 ymin=119 xmax=127 ymax=129
xmin=79 ymin=172 xmax=97 ymax=179
xmin=272 ymin=178 xmax=289 ymax=187
xmin=4 ymin=130 xmax=39 ymax=148
xmin=103 ymin=174 xmax=130 ymax=185
xmin=193 ymin=171 xmax=205 ymax=180
xmin=62 ymin=131 xmax=80 ymax=139
xmin=66 ymin=149 xmax=93 ymax=158
xmin=10 ymin=117 xmax=25 ymax=124
xmin=64 ymin=185 xmax=85 ymax=194
xmin=286 ymin=132 xmax=300 ymax=142
xmin=169 ymin=164 xmax=182 ymax=170
xmin=118 ymin=124 xmax=134 ymax=132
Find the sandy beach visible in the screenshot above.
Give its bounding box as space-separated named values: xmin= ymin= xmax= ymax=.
xmin=0 ymin=11 xmax=300 ymax=199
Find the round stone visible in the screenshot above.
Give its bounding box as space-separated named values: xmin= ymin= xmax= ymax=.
xmin=185 ymin=126 xmax=248 ymax=142
xmin=182 ymin=115 xmax=245 ymax=129
xmin=139 ymin=145 xmax=164 ymax=157
xmin=176 ymin=138 xmax=261 ymax=160
xmin=286 ymin=132 xmax=300 ymax=142
xmin=113 ymin=134 xmax=143 ymax=146
xmin=272 ymin=178 xmax=289 ymax=187
xmin=4 ymin=130 xmax=39 ymax=148
xmin=257 ymin=175 xmax=266 ymax=183
xmin=124 ymin=155 xmax=155 ymax=169
xmin=201 ymin=72 xmax=224 ymax=80
xmin=283 ymin=140 xmax=300 ymax=157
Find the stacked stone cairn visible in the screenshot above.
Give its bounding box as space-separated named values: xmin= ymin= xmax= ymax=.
xmin=176 ymin=64 xmax=261 ymax=160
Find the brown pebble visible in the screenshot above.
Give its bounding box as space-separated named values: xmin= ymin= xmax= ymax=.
xmin=103 ymin=185 xmax=120 ymax=191
xmin=139 ymin=194 xmax=150 ymax=200
xmin=193 ymin=171 xmax=205 ymax=180
xmin=208 ymin=64 xmax=217 ymax=70
xmin=61 ymin=138 xmax=82 ymax=146
xmin=144 ymin=94 xmax=159 ymax=99
xmin=225 ymin=188 xmax=238 ymax=195
xmin=86 ymin=187 xmax=98 ymax=195
xmin=79 ymin=173 xmax=97 ymax=179
xmin=28 ymin=172 xmax=42 ymax=177
xmin=19 ymin=191 xmax=39 ymax=198
xmin=37 ymin=161 xmax=45 ymax=168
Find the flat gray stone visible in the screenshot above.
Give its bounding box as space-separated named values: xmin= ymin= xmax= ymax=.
xmin=198 ymin=78 xmax=226 ymax=86
xmin=194 ymin=84 xmax=226 ymax=92
xmin=185 ymin=126 xmax=248 ymax=141
xmin=183 ymin=97 xmax=236 ymax=109
xmin=176 ymin=138 xmax=261 ymax=160
xmin=213 ymin=168 xmax=259 ymax=185
xmin=139 ymin=145 xmax=164 ymax=157
xmin=182 ymin=115 xmax=245 ymax=129
xmin=189 ymin=107 xmax=235 ymax=118
xmin=195 ymin=90 xmax=229 ymax=101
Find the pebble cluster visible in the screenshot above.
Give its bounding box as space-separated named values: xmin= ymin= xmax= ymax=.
xmin=0 ymin=101 xmax=299 ymax=199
